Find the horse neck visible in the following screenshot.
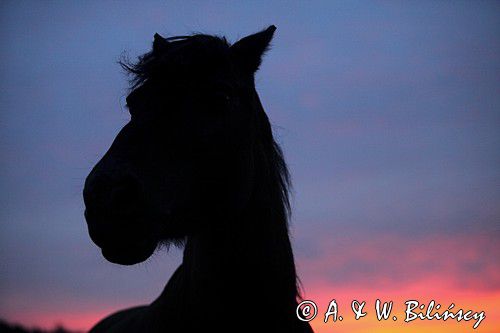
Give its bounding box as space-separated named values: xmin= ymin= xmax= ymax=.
xmin=181 ymin=174 xmax=298 ymax=311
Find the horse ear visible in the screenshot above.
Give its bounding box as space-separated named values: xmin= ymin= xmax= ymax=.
xmin=153 ymin=33 xmax=170 ymax=54
xmin=231 ymin=25 xmax=276 ymax=74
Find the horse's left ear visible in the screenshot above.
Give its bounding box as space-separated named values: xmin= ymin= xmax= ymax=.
xmin=230 ymin=25 xmax=276 ymax=74
xmin=153 ymin=33 xmax=170 ymax=54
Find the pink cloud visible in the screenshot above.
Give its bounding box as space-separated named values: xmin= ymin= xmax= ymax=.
xmin=297 ymin=232 xmax=500 ymax=292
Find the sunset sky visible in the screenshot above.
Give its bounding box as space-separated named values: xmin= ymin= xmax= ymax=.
xmin=1 ymin=1 xmax=499 ymax=332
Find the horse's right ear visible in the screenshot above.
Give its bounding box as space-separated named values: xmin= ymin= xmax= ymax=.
xmin=153 ymin=33 xmax=170 ymax=54
xmin=231 ymin=25 xmax=276 ymax=74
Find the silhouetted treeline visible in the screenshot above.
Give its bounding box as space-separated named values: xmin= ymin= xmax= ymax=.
xmin=0 ymin=319 xmax=81 ymax=333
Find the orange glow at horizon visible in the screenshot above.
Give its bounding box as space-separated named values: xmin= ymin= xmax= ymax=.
xmin=303 ymin=282 xmax=499 ymax=333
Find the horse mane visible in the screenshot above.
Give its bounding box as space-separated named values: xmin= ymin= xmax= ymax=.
xmin=119 ymin=34 xmax=230 ymax=89
xmin=252 ymin=92 xmax=300 ymax=300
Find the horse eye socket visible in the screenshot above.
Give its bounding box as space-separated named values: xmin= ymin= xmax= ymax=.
xmin=212 ymin=92 xmax=231 ymax=104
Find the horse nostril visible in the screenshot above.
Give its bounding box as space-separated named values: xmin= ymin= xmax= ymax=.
xmin=109 ymin=176 xmax=144 ymax=215
xmin=84 ymin=172 xmax=143 ymax=217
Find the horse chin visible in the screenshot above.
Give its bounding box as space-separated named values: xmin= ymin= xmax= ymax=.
xmin=101 ymin=239 xmax=157 ymax=265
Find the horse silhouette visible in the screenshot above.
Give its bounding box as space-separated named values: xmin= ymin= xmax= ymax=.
xmin=83 ymin=26 xmax=313 ymax=333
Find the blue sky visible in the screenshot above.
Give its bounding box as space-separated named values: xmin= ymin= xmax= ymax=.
xmin=0 ymin=1 xmax=499 ymax=331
